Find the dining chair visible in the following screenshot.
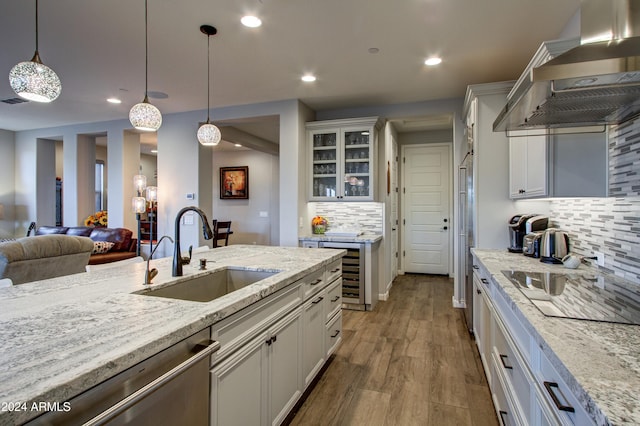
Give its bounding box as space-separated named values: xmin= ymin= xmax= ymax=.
xmin=213 ymin=221 xmax=233 ymax=248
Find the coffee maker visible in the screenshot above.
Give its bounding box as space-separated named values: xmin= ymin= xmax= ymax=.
xmin=508 ymin=214 xmax=549 ymax=253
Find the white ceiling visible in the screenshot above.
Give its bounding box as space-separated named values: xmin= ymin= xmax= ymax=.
xmin=0 ymin=0 xmax=580 ymax=134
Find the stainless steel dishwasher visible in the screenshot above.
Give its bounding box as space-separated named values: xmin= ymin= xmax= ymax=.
xmin=319 ymin=242 xmax=365 ymax=310
xmin=26 ymin=329 xmax=220 ymax=426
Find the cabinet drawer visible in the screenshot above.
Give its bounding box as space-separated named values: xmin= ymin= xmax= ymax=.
xmin=493 ymin=285 xmax=531 ymax=364
xmin=302 ymin=267 xmax=325 ymax=301
xmin=492 ymin=360 xmax=522 ymax=426
xmin=325 ymin=311 xmax=342 ymax=356
xmin=536 ymin=350 xmax=593 ymax=425
xmin=493 ymin=316 xmax=531 ymax=420
xmin=210 ymin=282 xmax=301 ymax=364
xmin=325 ymin=259 xmax=342 ymax=285
xmin=325 ymin=278 xmax=342 ymax=322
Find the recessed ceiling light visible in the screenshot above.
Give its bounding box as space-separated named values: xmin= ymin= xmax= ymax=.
xmin=151 ymin=149 xmax=158 ymax=153
xmin=235 ymin=143 xmax=242 ymax=147
xmin=107 ymin=98 xmax=122 ymax=104
xmin=424 ymin=57 xmax=442 ymax=66
xmin=241 ymin=16 xmax=262 ymax=28
xmin=301 ymin=75 xmax=316 ymax=83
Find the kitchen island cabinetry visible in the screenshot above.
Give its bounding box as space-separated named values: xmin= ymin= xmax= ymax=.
xmin=209 ymin=258 xmax=343 ymax=426
xmin=0 ymin=246 xmax=345 ymax=426
xmin=306 ymin=117 xmax=382 ymax=201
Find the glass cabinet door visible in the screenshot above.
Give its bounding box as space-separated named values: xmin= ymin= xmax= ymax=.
xmin=342 ymin=129 xmax=371 ymax=199
xmin=311 ymin=131 xmax=338 ymax=199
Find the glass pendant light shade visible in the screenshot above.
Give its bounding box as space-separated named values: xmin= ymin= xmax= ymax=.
xmin=130 ymin=0 xmax=162 ymax=132
xmin=197 ymin=122 xmax=221 ymax=146
xmin=133 ymin=174 xmax=147 ymax=194
xmin=9 ymin=56 xmax=61 ymax=103
xmin=145 ymin=185 xmax=158 ymax=202
xmin=10 ymin=1 xmax=61 ymax=103
xmin=130 ymin=98 xmax=162 ymax=132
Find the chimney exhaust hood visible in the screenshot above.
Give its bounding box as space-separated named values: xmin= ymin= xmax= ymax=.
xmin=494 ymin=0 xmax=640 ymax=132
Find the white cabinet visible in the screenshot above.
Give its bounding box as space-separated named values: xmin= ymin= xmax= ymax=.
xmin=508 ymin=130 xmax=608 ymax=199
xmin=210 ymin=263 xmax=343 ymax=426
xmin=472 ymin=254 xmax=595 ymax=426
xmin=302 ymin=293 xmax=326 ymax=387
xmin=307 ymin=117 xmax=381 ymax=201
xmin=509 ymin=132 xmax=548 ymax=198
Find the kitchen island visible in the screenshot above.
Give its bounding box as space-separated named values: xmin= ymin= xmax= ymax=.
xmin=472 ymin=249 xmax=640 ymax=425
xmin=0 ymin=245 xmax=345 ymax=425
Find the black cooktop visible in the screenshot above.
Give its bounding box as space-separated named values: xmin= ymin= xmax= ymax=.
xmin=501 ymin=270 xmax=640 ymax=326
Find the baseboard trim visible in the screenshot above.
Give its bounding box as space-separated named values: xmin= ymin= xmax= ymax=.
xmin=452 ymin=296 xmax=466 ymax=309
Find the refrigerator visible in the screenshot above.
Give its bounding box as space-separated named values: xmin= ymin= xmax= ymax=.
xmin=459 ymin=132 xmax=475 ymax=334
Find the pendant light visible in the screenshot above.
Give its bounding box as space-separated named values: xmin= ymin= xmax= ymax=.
xmin=197 ymin=25 xmax=222 ymax=146
xmin=129 ymin=0 xmax=162 ymax=132
xmin=9 ymin=0 xmax=62 ymax=103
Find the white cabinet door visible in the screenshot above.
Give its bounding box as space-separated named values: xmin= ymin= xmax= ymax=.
xmin=302 ymin=294 xmax=326 ymax=388
xmin=269 ymin=308 xmax=302 ymax=426
xmin=509 ymin=133 xmax=547 ymax=199
xmin=210 ymin=335 xmax=267 ymax=426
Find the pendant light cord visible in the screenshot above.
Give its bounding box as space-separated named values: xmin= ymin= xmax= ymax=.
xmin=206 ymin=34 xmax=211 ymax=122
xmin=35 ymin=0 xmax=39 ymax=53
xmin=144 ymin=0 xmax=149 ymax=99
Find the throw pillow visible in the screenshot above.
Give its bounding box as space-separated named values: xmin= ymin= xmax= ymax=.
xmin=92 ymin=241 xmax=115 ymax=254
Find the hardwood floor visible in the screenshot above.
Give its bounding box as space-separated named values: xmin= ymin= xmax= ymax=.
xmin=289 ymin=274 xmax=498 ymax=426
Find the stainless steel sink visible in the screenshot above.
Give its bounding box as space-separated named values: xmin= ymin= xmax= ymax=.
xmin=136 ymin=268 xmax=278 ymax=302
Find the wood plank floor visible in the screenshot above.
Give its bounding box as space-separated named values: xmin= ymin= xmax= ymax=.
xmin=289 ymin=274 xmax=498 ymax=426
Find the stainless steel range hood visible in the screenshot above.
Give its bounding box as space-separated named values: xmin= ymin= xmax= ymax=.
xmin=494 ymin=0 xmax=640 ymax=132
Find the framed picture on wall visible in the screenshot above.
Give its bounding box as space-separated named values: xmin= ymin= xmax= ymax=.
xmin=220 ymin=166 xmax=249 ymax=199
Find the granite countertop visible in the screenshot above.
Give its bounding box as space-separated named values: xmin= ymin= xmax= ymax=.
xmin=298 ymin=232 xmax=382 ymax=244
xmin=0 ymin=245 xmax=344 ymax=425
xmin=472 ymin=248 xmax=640 ymax=426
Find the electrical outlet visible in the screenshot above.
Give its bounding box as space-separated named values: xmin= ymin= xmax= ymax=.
xmin=594 ymin=251 xmax=605 ymax=267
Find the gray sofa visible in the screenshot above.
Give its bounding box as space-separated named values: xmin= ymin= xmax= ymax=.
xmin=0 ymin=234 xmax=93 ymax=284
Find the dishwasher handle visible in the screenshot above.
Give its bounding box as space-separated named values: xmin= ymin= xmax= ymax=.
xmin=83 ymin=339 xmax=220 ymax=426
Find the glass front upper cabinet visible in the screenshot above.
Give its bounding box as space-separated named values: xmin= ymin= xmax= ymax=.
xmin=307 ymin=117 xmax=380 ymax=201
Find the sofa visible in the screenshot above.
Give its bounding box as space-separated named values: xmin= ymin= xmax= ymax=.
xmin=35 ymin=226 xmax=137 ymax=265
xmin=0 ymin=234 xmax=94 ymax=284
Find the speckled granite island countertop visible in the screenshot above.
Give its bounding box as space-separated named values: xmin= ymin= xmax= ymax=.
xmin=0 ymin=245 xmax=345 ymax=425
xmin=472 ymin=249 xmax=640 ymax=425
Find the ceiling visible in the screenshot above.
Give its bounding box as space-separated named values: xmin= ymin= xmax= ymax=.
xmin=0 ymin=0 xmax=580 ymax=136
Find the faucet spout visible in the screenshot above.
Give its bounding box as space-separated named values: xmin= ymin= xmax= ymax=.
xmin=145 ymin=235 xmax=173 ymax=285
xmin=173 ymin=206 xmax=214 ymax=277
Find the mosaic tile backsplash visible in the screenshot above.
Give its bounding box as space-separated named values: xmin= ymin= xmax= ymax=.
xmin=311 ymin=202 xmax=383 ymax=234
xmin=549 ymin=197 xmax=640 ymax=284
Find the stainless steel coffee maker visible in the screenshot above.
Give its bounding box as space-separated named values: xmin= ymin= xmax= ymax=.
xmin=508 ymin=214 xmax=549 ymax=253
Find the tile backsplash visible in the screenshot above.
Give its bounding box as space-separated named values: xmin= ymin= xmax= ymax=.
xmin=549 ymin=197 xmax=640 ymax=284
xmin=311 ymin=202 xmax=383 ymax=234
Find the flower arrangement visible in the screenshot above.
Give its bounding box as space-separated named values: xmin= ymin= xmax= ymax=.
xmin=84 ymin=210 xmax=108 ymax=227
xmin=311 ymin=215 xmax=328 ymax=234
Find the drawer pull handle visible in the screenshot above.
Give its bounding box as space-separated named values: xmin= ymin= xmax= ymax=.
xmin=312 ymin=296 xmax=324 ymax=305
xmin=331 ymin=296 xmax=340 ymax=302
xmin=330 ymin=268 xmax=341 ymax=273
xmin=476 ymin=289 xmax=481 ymax=295
xmin=499 ymin=354 xmax=513 ymax=370
xmin=498 ymin=410 xmax=508 ymax=426
xmin=472 ymin=265 xmax=479 ymax=269
xmin=311 ymin=278 xmax=322 ymax=286
xmin=331 ymin=330 xmax=340 ymax=338
xmin=481 ymin=278 xmax=489 ymax=284
xmin=544 ymin=381 xmax=575 ymax=413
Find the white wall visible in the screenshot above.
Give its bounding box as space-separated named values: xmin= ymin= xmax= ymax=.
xmin=212 ymin=149 xmax=279 ymax=245
xmin=140 ymin=154 xmax=157 ymax=187
xmin=0 ymin=130 xmax=15 ymax=238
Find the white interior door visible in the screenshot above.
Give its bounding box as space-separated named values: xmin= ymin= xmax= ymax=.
xmin=391 ymin=137 xmax=399 ymax=278
xmin=402 ymin=144 xmax=450 ymax=275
